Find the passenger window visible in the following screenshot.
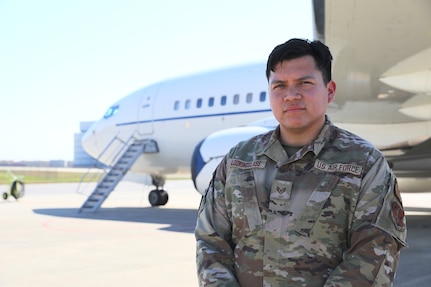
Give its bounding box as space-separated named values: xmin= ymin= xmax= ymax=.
xmin=185 ymin=99 xmax=191 ymax=109
xmin=260 ymin=91 xmax=266 ymax=102
xmin=197 ymin=98 xmax=202 ymax=108
xmin=246 ymin=93 xmax=252 ymax=103
xmin=233 ymin=94 xmax=239 ymax=105
xmin=209 ymin=97 xmax=214 ymax=107
xmin=174 ymin=101 xmax=180 ymax=111
xmin=221 ymin=95 xmax=227 ymax=106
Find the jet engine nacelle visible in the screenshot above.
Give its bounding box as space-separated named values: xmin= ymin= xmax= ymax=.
xmin=191 ymin=119 xmax=276 ymax=194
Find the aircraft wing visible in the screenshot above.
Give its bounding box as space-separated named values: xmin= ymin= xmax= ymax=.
xmin=191 ymin=0 xmax=431 ymax=194
xmin=313 ymin=0 xmax=431 ymax=124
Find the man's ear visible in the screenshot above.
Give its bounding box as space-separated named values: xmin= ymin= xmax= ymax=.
xmin=327 ymin=80 xmax=336 ymax=103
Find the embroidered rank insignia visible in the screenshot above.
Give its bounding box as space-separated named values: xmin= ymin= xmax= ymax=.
xmin=276 ymin=185 xmax=287 ymax=194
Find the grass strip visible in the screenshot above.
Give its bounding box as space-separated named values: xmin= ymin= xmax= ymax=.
xmin=0 ymin=170 xmax=101 ymax=184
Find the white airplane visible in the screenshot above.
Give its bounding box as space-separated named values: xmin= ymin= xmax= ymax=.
xmin=81 ymin=63 xmax=273 ymax=207
xmin=82 ymin=0 xmax=431 ymax=208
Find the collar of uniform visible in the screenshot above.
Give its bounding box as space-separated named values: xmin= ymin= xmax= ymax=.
xmin=255 ymin=126 xmax=289 ymax=165
xmin=258 ymin=116 xmax=334 ymax=163
xmin=310 ymin=116 xmax=334 ymax=157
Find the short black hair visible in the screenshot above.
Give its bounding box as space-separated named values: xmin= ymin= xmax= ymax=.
xmin=266 ymin=38 xmax=333 ymax=84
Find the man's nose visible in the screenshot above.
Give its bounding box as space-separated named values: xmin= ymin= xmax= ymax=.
xmin=283 ymin=85 xmax=301 ymax=100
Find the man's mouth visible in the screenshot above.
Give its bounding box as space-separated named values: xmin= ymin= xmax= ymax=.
xmin=284 ymin=105 xmax=304 ymax=112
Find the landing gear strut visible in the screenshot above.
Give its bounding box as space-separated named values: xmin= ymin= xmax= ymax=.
xmin=148 ymin=174 xmax=169 ymax=206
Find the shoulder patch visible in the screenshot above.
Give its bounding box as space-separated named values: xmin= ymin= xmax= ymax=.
xmin=373 ymin=176 xmax=407 ymax=247
xmin=227 ymin=159 xmax=267 ymax=169
xmin=391 ymin=201 xmax=405 ymax=230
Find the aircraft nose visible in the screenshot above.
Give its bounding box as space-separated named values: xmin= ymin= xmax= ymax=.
xmin=81 ymin=124 xmax=99 ymax=159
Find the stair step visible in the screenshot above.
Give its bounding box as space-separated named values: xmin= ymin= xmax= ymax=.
xmin=79 ymin=139 xmax=150 ymax=213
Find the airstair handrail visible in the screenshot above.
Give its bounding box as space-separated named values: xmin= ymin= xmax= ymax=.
xmin=76 ymin=133 xmax=137 ymax=195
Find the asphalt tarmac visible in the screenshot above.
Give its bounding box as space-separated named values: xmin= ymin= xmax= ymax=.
xmin=0 ymin=180 xmax=430 ymax=287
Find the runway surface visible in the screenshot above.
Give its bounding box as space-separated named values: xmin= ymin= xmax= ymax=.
xmin=0 ymin=180 xmax=430 ymax=286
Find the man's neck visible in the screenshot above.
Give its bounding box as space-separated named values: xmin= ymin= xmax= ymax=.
xmin=279 ymin=118 xmax=326 ymax=146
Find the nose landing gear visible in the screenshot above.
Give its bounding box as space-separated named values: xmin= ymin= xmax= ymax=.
xmin=148 ymin=189 xmax=169 ymax=206
xmin=148 ymin=174 xmax=169 ymax=206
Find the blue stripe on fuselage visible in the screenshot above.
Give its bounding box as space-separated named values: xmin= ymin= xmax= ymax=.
xmin=116 ymin=108 xmax=272 ymax=126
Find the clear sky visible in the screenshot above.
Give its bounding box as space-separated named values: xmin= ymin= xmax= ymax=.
xmin=0 ymin=0 xmax=313 ymax=161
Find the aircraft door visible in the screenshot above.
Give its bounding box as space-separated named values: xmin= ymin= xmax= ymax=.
xmin=137 ymin=83 xmax=161 ymax=135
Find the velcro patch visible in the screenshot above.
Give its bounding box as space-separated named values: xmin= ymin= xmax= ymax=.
xmin=227 ymin=159 xmax=267 ymax=169
xmin=314 ymin=159 xmax=362 ymax=176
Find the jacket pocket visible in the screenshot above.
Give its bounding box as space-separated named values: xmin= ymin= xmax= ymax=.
xmin=294 ymin=175 xmax=339 ymax=236
xmin=228 ymin=170 xmax=262 ymax=232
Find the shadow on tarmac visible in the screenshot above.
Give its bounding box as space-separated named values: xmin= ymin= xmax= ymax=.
xmin=32 ymin=206 xmax=431 ymax=235
xmin=32 ymin=207 xmax=431 ymax=285
xmin=33 ymin=207 xmax=198 ymax=233
xmin=32 ymin=205 xmax=430 ymax=227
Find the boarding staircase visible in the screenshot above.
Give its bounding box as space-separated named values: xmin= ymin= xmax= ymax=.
xmin=77 ymin=136 xmax=158 ymax=213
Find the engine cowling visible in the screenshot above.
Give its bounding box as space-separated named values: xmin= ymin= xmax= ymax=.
xmin=191 ymin=119 xmax=276 ymax=194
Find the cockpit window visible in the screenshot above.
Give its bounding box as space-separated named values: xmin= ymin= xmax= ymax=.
xmin=103 ymin=105 xmax=119 ymax=119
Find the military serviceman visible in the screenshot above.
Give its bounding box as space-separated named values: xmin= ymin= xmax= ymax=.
xmin=195 ymin=38 xmax=407 ymax=286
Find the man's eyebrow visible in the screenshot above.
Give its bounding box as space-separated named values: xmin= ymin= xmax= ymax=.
xmin=297 ymin=75 xmax=317 ymax=81
xmin=269 ymin=79 xmax=285 ymax=85
xmin=270 ymin=75 xmax=316 ymax=85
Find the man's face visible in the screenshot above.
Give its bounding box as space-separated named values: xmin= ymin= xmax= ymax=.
xmin=268 ymin=55 xmax=336 ymax=143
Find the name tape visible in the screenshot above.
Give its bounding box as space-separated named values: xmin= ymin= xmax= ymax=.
xmin=227 ymin=159 xmax=267 ymax=169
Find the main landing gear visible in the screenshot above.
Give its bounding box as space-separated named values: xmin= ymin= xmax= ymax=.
xmin=148 ymin=174 xmax=169 ymax=206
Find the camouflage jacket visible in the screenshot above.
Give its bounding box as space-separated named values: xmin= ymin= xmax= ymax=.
xmin=195 ymin=119 xmax=407 ymax=287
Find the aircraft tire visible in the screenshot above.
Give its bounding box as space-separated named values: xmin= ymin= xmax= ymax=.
xmin=159 ymin=190 xmax=168 ymax=205
xmin=11 ymin=180 xmax=25 ymax=199
xmin=148 ymin=190 xmax=169 ymax=206
xmin=2 ymin=192 xmax=7 ymax=200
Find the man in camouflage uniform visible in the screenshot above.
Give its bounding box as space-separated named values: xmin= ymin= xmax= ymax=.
xmin=195 ymin=39 xmax=407 ymax=286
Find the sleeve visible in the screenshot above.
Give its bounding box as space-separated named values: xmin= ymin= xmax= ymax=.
xmin=324 ymin=156 xmax=407 ymax=287
xmin=194 ymin=156 xmax=240 ymax=287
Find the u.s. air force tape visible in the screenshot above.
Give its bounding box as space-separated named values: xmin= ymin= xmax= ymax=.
xmin=314 ymin=159 xmax=362 ymax=176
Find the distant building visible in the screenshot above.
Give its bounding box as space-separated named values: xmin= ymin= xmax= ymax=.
xmin=0 ymin=160 xmax=72 ymax=167
xmin=73 ymin=121 xmax=101 ymax=167
xmin=49 ymin=160 xmax=67 ymax=167
xmin=1 ymin=121 xmax=98 ymax=168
